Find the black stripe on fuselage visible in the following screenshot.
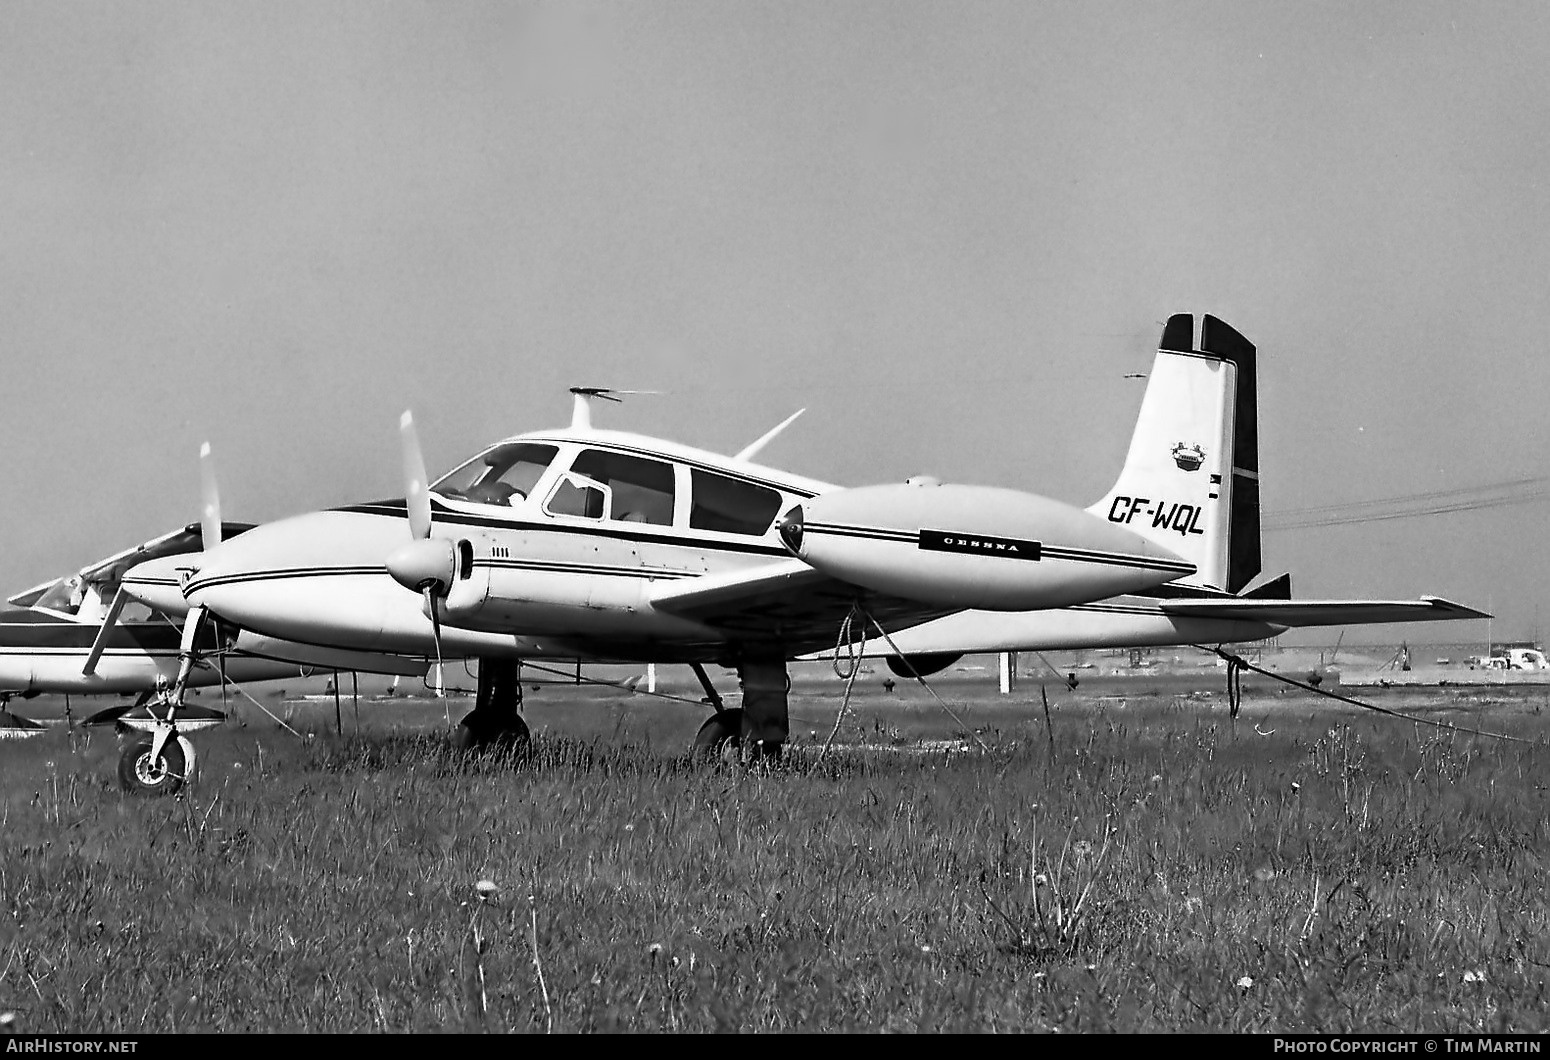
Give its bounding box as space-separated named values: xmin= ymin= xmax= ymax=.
xmin=0 ymin=618 xmax=205 ymax=651
xmin=802 ymin=522 xmax=918 ymax=543
xmin=1038 ymin=545 xmax=1194 ymax=574
xmin=331 ymin=500 xmax=793 ymax=557
xmin=478 ymin=558 xmax=697 ymax=579
xmin=187 ymin=558 xmax=701 ymax=598
xmin=184 ymin=564 xmax=385 ymax=596
xmin=801 ymin=524 xmax=1192 ymax=575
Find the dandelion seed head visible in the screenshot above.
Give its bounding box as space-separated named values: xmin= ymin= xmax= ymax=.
xmin=1291 ymin=782 xmax=1301 ymax=793
xmin=624 ymin=823 xmax=635 ymax=832
xmin=0 ymin=1012 xmax=14 ymax=1028
xmin=648 ymin=942 xmax=663 ymax=958
xmin=920 ymin=945 xmax=933 ymax=953
xmin=475 ymin=879 xmax=498 ymax=900
xmin=1236 ymin=976 xmax=1254 ymax=989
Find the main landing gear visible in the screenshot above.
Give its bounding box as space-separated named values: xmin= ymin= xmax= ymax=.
xmin=690 ymin=659 xmax=789 ymax=763
xmin=452 ymin=658 xmax=531 ymax=753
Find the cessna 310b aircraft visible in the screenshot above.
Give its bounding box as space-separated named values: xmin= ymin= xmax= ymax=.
xmin=110 ymin=312 xmax=1477 ymax=794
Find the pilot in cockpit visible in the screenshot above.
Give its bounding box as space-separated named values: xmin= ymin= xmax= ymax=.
xmin=432 ymin=442 xmax=557 ymax=507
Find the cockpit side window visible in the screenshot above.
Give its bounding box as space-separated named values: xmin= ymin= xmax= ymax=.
xmin=566 ymin=449 xmax=676 ymax=526
xmin=545 ymin=473 xmax=609 ymax=520
xmin=689 ymin=469 xmax=783 ymax=536
xmin=432 ymin=443 xmax=559 ymax=507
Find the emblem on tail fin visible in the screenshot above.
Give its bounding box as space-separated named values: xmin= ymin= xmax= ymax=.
xmin=1171 ymin=443 xmax=1206 ymax=472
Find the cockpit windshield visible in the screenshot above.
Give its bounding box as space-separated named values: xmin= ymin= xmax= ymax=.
xmin=24 ymin=575 xmax=156 ymax=623
xmin=431 ymin=443 xmax=559 ymax=507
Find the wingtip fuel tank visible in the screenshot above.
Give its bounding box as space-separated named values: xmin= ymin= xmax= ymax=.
xmin=781 ymin=481 xmax=1194 ymax=610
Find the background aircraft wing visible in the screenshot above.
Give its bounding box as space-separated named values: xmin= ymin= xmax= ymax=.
xmin=1156 ymin=595 xmax=1490 ymax=627
xmin=7 ymin=522 xmax=258 ymax=608
xmin=649 ymin=559 xmax=957 ymax=654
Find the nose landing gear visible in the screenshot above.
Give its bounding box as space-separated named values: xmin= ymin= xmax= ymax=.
xmin=118 ymin=731 xmax=197 ymax=796
xmin=115 ymin=606 xmax=209 ymax=796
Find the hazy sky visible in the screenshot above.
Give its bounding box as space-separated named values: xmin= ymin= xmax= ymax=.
xmin=3 ymin=1 xmax=1547 ymax=645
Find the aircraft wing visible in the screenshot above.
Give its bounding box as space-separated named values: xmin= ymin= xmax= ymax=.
xmin=76 ymin=521 xmax=256 ymax=587
xmin=649 ymin=559 xmax=957 ymax=654
xmin=7 ymin=522 xmax=258 ymax=609
xmin=1156 ymin=595 xmax=1490 ymax=627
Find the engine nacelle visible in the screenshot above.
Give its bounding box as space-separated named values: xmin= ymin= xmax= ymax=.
xmin=780 ymin=482 xmax=1194 ymax=611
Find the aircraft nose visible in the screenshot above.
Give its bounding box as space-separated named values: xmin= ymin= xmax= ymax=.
xmin=183 ymin=508 xmax=412 ymax=646
xmin=184 ymin=513 xmax=315 ymax=619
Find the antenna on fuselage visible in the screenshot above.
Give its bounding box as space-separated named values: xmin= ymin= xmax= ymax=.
xmin=568 ymin=387 xmax=660 ymax=430
xmin=569 ymin=387 xmax=623 ymax=430
xmin=734 ymin=408 xmax=806 ymax=462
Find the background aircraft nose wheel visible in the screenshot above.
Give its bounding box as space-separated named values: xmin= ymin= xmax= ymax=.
xmin=117 ymin=737 xmax=188 ymax=796
xmin=691 ymin=709 xmax=744 ymax=764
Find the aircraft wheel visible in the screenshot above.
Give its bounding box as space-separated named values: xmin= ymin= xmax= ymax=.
xmin=691 ymin=709 xmax=743 ymax=763
xmin=451 ymin=712 xmax=531 ymax=755
xmin=117 ymin=738 xmax=187 ymax=797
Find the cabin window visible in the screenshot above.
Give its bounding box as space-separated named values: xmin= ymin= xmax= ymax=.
xmin=690 ymin=469 xmax=783 ymax=536
xmin=545 ymin=473 xmax=609 ymax=520
xmin=566 ymin=449 xmax=676 ymax=526
xmin=432 ymin=443 xmax=558 ymax=506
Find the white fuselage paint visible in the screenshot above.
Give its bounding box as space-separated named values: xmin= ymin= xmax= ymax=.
xmin=182 ymin=427 xmax=1275 ymax=663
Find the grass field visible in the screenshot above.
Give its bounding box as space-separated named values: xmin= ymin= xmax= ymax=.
xmin=2 ymin=674 xmax=1547 ymax=1032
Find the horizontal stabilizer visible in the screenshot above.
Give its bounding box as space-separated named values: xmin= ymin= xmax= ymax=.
xmin=1157 ymin=595 xmax=1490 ymax=627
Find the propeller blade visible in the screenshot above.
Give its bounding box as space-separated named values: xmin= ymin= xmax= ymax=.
xmin=199 ymin=441 xmax=222 ymax=549
xmin=81 ymin=586 xmax=128 ymax=676
xmin=401 ymin=410 xmax=432 ymax=541
xmin=424 ymin=586 xmax=448 ymax=721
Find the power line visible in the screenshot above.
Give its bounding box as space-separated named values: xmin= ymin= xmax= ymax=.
xmin=1264 ymin=476 xmax=1550 ymax=530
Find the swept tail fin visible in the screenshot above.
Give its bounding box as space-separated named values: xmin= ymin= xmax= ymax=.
xmin=1087 ymin=313 xmax=1261 ymax=593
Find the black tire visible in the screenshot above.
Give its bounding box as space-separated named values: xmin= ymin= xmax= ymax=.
xmin=118 ymin=738 xmax=187 ymax=796
xmin=451 ymin=712 xmax=532 ymax=754
xmin=691 ymin=709 xmax=743 ymax=763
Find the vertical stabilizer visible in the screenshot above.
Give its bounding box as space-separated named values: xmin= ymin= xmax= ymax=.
xmin=1087 ymin=314 xmax=1261 ymax=593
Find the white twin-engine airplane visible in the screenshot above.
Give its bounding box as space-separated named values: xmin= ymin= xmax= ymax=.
xmin=148 ymin=313 xmax=1482 ymax=779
